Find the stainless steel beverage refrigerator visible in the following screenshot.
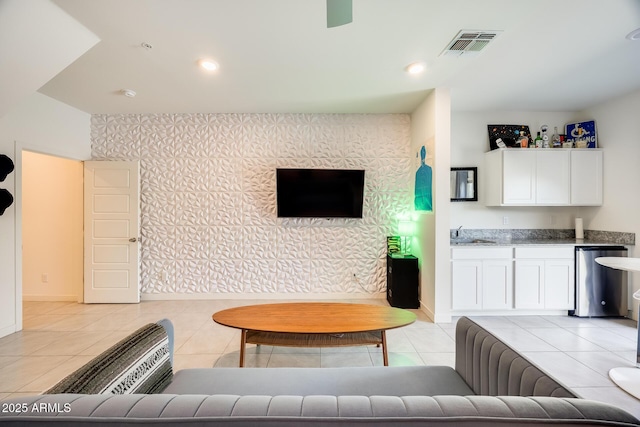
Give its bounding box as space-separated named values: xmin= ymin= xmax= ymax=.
xmin=573 ymin=246 xmax=628 ymax=317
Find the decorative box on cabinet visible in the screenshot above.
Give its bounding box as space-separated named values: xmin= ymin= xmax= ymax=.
xmin=386 ymin=255 xmax=419 ymax=309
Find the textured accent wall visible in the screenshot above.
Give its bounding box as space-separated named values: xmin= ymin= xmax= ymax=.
xmin=91 ymin=114 xmax=412 ymax=296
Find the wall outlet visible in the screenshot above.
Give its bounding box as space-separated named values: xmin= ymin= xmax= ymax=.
xmin=502 ymin=216 xmax=509 ymax=225
xmin=352 ymin=272 xmax=363 ymax=286
xmin=41 ymin=274 xmax=48 ymax=283
xmin=550 ymin=215 xmax=556 ymax=225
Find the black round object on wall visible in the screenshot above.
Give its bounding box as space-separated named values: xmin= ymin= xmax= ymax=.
xmin=0 ymin=154 xmax=14 ymax=182
xmin=0 ymin=189 xmax=13 ymax=215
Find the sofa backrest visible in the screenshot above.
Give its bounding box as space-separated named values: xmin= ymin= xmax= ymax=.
xmin=455 ymin=316 xmax=577 ymax=398
xmin=46 ymin=321 xmax=173 ymax=394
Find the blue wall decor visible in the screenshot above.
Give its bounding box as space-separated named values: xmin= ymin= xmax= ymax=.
xmin=414 ymin=145 xmax=432 ymax=211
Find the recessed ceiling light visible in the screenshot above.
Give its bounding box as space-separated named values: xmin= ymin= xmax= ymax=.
xmin=626 ymin=28 xmax=640 ymax=41
xmin=198 ymin=59 xmax=219 ymax=71
xmin=121 ymin=89 xmax=136 ymax=98
xmin=406 ymin=62 xmax=426 ymax=75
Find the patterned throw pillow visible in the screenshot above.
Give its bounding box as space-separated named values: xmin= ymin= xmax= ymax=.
xmin=46 ymin=323 xmax=172 ymax=394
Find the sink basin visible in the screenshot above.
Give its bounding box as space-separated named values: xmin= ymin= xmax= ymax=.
xmin=451 ymin=238 xmax=496 ymax=244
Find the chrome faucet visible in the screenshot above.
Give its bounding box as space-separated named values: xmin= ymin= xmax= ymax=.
xmin=455 ymin=225 xmax=463 ymax=238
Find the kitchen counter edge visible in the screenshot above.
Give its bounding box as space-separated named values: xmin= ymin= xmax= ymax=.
xmin=450 ymin=239 xmax=633 ymax=247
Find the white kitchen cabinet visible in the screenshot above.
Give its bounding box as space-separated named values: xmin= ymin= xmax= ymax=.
xmin=514 ymin=247 xmax=575 ymax=310
xmin=451 ymin=248 xmax=513 ymax=310
xmin=544 ymin=258 xmax=575 ymax=309
xmin=451 ymin=260 xmax=482 ymax=310
xmin=502 ymin=150 xmax=536 ymax=204
xmin=484 ymin=149 xmax=601 ymax=206
xmin=571 ymin=150 xmax=603 ymax=205
xmin=536 ymin=151 xmax=570 ymax=204
xmin=514 ymin=259 xmax=544 ymax=309
xmin=482 ymin=259 xmax=513 ymax=309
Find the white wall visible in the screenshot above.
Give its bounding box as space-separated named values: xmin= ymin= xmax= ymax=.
xmin=450 ymin=110 xmax=584 ymax=230
xmin=411 ymin=92 xmax=436 ymax=318
xmin=0 ymin=92 xmax=91 ymax=337
xmin=411 ymin=88 xmax=452 ymax=323
xmin=580 ymin=89 xmax=640 ymax=320
xmin=22 ymin=151 xmax=83 ymax=301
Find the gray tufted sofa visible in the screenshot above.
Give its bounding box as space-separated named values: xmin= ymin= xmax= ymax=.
xmin=1 ymin=316 xmax=638 ymax=426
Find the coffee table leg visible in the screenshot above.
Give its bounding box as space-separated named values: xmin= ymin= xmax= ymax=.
xmin=239 ymin=329 xmax=247 ymax=367
xmin=381 ymin=330 xmax=388 ymax=366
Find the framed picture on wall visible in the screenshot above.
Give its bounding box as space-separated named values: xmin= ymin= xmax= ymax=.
xmin=487 ymin=124 xmax=531 ymax=150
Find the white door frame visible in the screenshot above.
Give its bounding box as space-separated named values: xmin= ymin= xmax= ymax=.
xmin=13 ymin=140 xmax=88 ymax=332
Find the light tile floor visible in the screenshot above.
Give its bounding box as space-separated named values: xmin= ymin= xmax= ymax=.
xmin=0 ymin=299 xmax=638 ymax=418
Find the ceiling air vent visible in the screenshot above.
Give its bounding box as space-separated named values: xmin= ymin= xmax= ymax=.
xmin=440 ymin=30 xmax=502 ymax=57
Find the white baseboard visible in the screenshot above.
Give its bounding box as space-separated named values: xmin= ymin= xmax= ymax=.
xmin=22 ymin=294 xmax=78 ymax=302
xmin=420 ymin=304 xmax=435 ymax=322
xmin=0 ymin=324 xmax=17 ymax=339
xmin=450 ymin=309 xmax=568 ymax=317
xmin=419 ymin=304 xmax=453 ymax=324
xmin=141 ymin=292 xmax=386 ymax=301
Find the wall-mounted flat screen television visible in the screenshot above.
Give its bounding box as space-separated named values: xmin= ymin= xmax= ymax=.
xmin=276 ymin=168 xmax=365 ymax=218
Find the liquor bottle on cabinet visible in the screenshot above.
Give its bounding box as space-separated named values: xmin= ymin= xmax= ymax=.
xmin=551 ymin=126 xmax=562 ymax=148
xmin=534 ymin=132 xmax=542 ymax=148
xmin=517 ymin=131 xmax=529 ymax=148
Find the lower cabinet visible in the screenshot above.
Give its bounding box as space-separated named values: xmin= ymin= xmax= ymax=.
xmin=451 ymin=248 xmax=513 ymax=310
xmin=514 ymin=247 xmax=575 ymax=310
xmin=452 ymin=246 xmax=575 ymax=312
xmin=451 ymin=260 xmax=482 ymax=310
xmin=514 ymin=260 xmax=545 ymax=309
xmin=482 ymin=260 xmax=514 ymax=309
xmin=544 ymin=258 xmax=575 ymax=309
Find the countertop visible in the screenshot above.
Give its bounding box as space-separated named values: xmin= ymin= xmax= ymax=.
xmin=450 ymin=238 xmax=629 ymax=247
xmin=449 ymin=229 xmax=634 ymax=247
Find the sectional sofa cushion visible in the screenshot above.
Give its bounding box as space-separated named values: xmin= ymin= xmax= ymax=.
xmin=46 ymin=323 xmax=172 ymax=394
xmin=162 ymin=366 xmax=475 ymax=396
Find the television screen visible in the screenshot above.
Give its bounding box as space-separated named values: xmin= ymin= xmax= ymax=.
xmin=276 ymin=169 xmax=365 ymax=218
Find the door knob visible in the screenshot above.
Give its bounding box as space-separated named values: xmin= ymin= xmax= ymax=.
xmin=129 ymin=237 xmax=138 ymax=243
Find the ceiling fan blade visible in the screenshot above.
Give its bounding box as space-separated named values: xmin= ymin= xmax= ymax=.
xmin=326 ymin=0 xmax=352 ymax=28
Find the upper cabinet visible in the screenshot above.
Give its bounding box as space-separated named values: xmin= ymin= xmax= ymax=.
xmin=537 ymin=151 xmax=571 ymax=204
xmin=570 ymin=150 xmax=603 ymax=206
xmin=484 ymin=149 xmax=602 ymax=206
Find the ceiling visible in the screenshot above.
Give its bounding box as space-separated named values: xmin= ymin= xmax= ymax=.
xmin=38 ymin=0 xmax=640 ymax=114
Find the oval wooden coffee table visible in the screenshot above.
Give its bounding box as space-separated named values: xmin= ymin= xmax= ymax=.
xmin=212 ymin=302 xmax=416 ymax=367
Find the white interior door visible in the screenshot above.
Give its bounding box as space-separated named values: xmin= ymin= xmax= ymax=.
xmin=84 ymin=161 xmax=140 ymax=303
